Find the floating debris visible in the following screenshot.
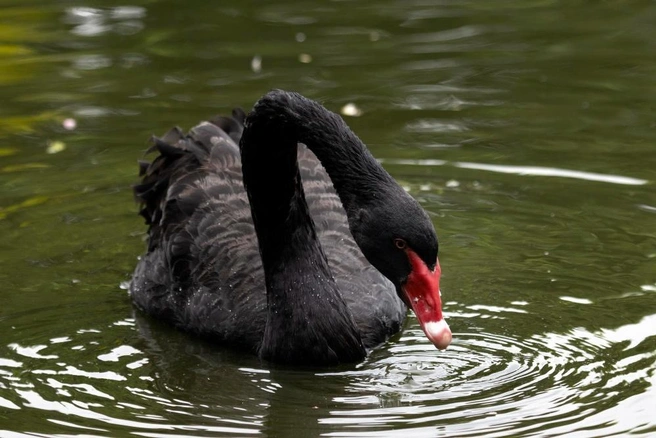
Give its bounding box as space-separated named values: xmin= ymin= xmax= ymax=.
xmin=62 ymin=118 xmax=77 ymax=130
xmin=340 ymin=103 xmax=362 ymax=117
xmin=298 ymin=53 xmax=312 ymax=64
xmin=446 ymin=179 xmax=460 ymax=188
xmin=47 ymin=141 xmax=66 ymax=154
xmin=251 ymin=55 xmax=262 ymax=73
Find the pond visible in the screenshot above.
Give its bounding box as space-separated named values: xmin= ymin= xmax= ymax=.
xmin=1 ymin=0 xmax=655 ymax=436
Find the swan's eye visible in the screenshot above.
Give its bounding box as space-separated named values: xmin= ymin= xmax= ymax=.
xmin=394 ymin=238 xmax=407 ymax=250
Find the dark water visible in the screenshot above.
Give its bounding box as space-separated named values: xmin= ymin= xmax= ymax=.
xmin=1 ymin=0 xmax=655 ymax=436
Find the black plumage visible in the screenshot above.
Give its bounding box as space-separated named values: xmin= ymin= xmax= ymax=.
xmin=131 ymin=90 xmax=444 ymax=365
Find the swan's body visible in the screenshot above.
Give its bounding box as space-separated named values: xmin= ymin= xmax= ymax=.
xmin=131 ymin=91 xmax=451 ymax=365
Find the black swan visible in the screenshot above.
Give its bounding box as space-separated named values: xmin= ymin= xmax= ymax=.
xmin=131 ymin=90 xmax=451 ymax=365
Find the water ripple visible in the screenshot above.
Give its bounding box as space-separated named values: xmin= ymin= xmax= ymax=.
xmin=381 ymin=158 xmax=649 ymax=186
xmin=0 ymin=306 xmax=654 ymax=437
xmin=318 ymin=312 xmax=656 ymax=437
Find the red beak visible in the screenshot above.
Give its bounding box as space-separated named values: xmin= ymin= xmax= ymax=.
xmin=401 ymin=250 xmax=452 ymax=350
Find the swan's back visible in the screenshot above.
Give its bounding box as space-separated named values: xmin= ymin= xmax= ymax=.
xmin=131 ymin=110 xmax=405 ymax=352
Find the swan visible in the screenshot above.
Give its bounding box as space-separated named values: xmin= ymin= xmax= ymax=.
xmin=131 ymin=90 xmax=451 ymax=365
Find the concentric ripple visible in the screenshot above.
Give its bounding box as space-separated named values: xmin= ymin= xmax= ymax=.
xmin=0 ymin=304 xmax=654 ymax=436
xmin=319 ymin=312 xmax=656 ymax=437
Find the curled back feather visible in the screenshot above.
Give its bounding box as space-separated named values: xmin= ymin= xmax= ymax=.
xmin=133 ymin=111 xmax=246 ymax=252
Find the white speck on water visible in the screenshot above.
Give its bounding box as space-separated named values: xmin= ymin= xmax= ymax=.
xmin=112 ymin=319 xmax=135 ymax=326
xmin=298 ymin=53 xmax=312 ymax=63
xmin=251 ymin=55 xmax=262 ymax=73
xmin=470 ymin=304 xmax=528 ymax=314
xmin=295 ymin=32 xmax=306 ymax=42
xmin=446 ymin=179 xmax=460 ymax=188
xmin=47 ymin=141 xmax=66 ymax=154
xmin=9 ymin=343 xmax=58 ymax=359
xmin=62 ymin=118 xmax=77 ymax=130
xmin=560 ymin=296 xmax=593 ymax=305
xmin=0 ymin=358 xmax=22 ymax=367
xmin=98 ymin=345 xmax=141 ymax=362
xmin=126 ymin=358 xmax=149 ymax=369
xmin=56 ymin=388 xmax=72 ymax=397
xmin=0 ymin=397 xmax=20 ymax=410
xmin=35 ymin=365 xmax=127 ymax=381
xmin=340 ymin=103 xmax=362 ymax=117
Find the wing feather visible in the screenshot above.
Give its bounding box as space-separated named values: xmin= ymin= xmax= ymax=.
xmin=131 ymin=112 xmax=404 ymax=352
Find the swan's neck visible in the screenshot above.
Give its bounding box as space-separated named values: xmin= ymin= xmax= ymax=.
xmin=240 ymin=91 xmax=368 ymax=365
xmin=259 ymin=243 xmax=366 ymax=365
xmin=242 ymin=91 xmax=397 ymax=217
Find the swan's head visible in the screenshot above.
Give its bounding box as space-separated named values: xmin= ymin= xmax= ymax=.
xmin=351 ymin=193 xmax=452 ymax=351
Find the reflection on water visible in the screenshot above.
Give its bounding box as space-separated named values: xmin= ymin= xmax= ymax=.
xmin=1 ymin=0 xmax=655 ymax=436
xmin=381 ymin=159 xmax=650 ymax=186
xmin=1 ymin=307 xmax=654 ymax=436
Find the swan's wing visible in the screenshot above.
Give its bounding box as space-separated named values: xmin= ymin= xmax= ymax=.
xmin=131 ymin=111 xmax=404 ymax=352
xmin=131 ymin=114 xmax=265 ymax=351
xmin=298 ymin=145 xmax=406 ymax=348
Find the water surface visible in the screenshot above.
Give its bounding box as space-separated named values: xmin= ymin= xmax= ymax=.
xmin=1 ymin=0 xmax=655 ymax=436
